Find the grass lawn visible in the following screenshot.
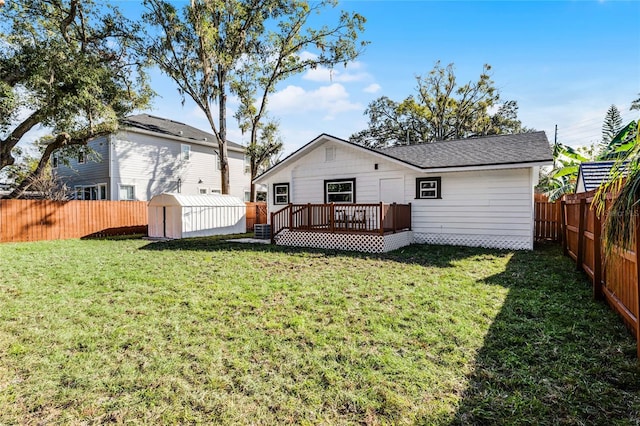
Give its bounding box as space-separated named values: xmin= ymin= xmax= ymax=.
xmin=1 ymin=236 xmax=639 ymax=424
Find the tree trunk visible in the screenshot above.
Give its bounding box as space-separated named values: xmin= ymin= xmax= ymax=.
xmin=217 ymin=66 xmax=230 ymax=195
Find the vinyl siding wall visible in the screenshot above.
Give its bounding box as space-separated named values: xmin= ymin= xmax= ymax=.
xmin=111 ymin=131 xmax=250 ymax=201
xmin=263 ymin=138 xmax=535 ymax=249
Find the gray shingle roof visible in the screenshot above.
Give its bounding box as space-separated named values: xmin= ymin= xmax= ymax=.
xmin=121 ymin=114 xmax=243 ymax=150
xmin=577 ymin=161 xmax=629 ymax=192
xmin=378 ymin=131 xmax=552 ymax=169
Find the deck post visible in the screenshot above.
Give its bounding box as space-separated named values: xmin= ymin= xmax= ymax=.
xmin=270 ymin=211 xmax=275 ymax=244
xmin=307 ymin=203 xmax=311 ymax=230
xmin=408 ymin=202 xmax=412 ymax=231
xmin=379 ymin=202 xmax=384 ymax=236
xmin=288 ymin=203 xmax=293 ymax=232
xmin=392 ymin=203 xmax=397 ymax=233
xmin=330 ymin=203 xmax=335 ymax=232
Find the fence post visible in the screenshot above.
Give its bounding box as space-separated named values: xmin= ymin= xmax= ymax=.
xmin=593 ymin=205 xmax=603 ymax=301
xmin=635 ymin=212 xmax=640 ymax=359
xmin=379 ymin=202 xmax=384 ymax=236
xmin=576 ymin=198 xmax=586 ymax=271
xmin=408 ymin=202 xmax=412 ymax=231
xmin=561 ymin=200 xmax=568 ymax=256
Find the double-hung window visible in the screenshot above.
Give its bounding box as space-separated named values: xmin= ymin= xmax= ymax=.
xmin=324 ymin=178 xmax=355 ymax=203
xmin=273 ymin=183 xmax=289 ymax=205
xmin=416 ymin=177 xmax=441 ymax=199
xmin=119 ymin=184 xmax=135 ymax=201
xmin=181 ymin=144 xmax=191 ymax=161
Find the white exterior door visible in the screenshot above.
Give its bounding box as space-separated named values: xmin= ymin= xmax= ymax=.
xmin=379 ymin=178 xmax=404 ymax=204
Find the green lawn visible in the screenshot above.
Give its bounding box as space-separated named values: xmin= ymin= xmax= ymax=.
xmin=1 ymin=236 xmax=638 ymax=424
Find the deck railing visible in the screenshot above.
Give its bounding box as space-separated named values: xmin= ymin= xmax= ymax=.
xmin=271 ymin=202 xmax=411 ymax=243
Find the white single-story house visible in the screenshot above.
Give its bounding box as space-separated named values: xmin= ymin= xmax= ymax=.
xmin=54 ymin=114 xmax=262 ymax=202
xmin=254 ymin=132 xmax=553 ymax=252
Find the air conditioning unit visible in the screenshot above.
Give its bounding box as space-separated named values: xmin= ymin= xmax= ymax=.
xmin=254 ymin=224 xmax=271 ymax=240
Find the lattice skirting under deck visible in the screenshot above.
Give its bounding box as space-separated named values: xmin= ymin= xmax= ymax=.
xmin=275 ymin=230 xmax=414 ymax=253
xmin=413 ymin=232 xmax=533 ymax=250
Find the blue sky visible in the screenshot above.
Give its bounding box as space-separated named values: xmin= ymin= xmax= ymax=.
xmin=130 ymin=0 xmax=640 ymax=155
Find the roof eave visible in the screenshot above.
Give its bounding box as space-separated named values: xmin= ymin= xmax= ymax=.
xmin=417 ymin=159 xmax=553 ymax=173
xmin=119 ymin=126 xmax=245 ymax=153
xmin=253 ymin=133 xmax=425 ymax=183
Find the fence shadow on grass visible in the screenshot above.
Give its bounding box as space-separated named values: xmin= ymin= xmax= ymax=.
xmin=452 ymin=242 xmax=640 ymax=425
xmin=139 ymin=234 xmax=499 ymax=269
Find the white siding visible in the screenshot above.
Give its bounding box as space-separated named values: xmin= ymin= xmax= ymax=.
xmin=264 ymin=139 xmax=408 ymax=215
xmin=261 ymin=137 xmax=535 ymax=250
xmin=111 ymin=131 xmax=250 ymax=201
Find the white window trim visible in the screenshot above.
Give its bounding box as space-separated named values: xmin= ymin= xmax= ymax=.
xmin=416 ymin=177 xmax=441 ymax=199
xmin=181 ymin=144 xmax=191 ymax=161
xmin=118 ymin=184 xmax=136 ymax=201
xmin=325 ymin=179 xmax=355 ymax=203
xmin=273 ymin=183 xmax=289 ymax=205
xmin=74 ymin=183 xmax=108 ymax=200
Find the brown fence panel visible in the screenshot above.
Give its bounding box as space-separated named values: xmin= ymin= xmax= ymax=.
xmin=534 ymin=194 xmax=562 ymax=242
xmin=245 ymin=202 xmax=267 ymax=231
xmin=0 ymin=199 xmax=148 ymax=243
xmin=561 ymin=190 xmax=640 ymax=358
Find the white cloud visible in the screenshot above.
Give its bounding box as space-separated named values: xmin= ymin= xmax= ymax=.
xmin=363 ymin=83 xmax=381 ymax=94
xmin=302 ymin=61 xmax=371 ymax=84
xmin=269 ymin=83 xmax=362 ymax=120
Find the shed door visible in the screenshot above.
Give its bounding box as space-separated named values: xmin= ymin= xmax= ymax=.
xmin=379 ymin=178 xmax=404 ymax=204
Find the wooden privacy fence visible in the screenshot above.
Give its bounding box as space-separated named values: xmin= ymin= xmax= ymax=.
xmin=561 ymin=190 xmax=640 ymax=358
xmin=245 ymin=202 xmax=267 ymax=231
xmin=0 ymin=199 xmax=148 ymax=243
xmin=534 ymin=193 xmax=562 ymax=242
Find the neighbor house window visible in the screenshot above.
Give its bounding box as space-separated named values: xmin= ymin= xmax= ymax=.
xmin=416 ymin=177 xmax=441 ymax=199
xmin=181 ymin=144 xmax=191 ymax=161
xmin=119 ymin=184 xmax=135 ymax=201
xmin=244 ymin=191 xmax=251 ymax=202
xmin=325 ymin=178 xmax=355 ymax=203
xmin=74 ymin=184 xmax=107 ymax=200
xmin=244 ymin=155 xmax=250 ymax=174
xmin=51 ymin=155 xmax=59 ymax=168
xmin=199 ymin=188 xmax=207 ymax=195
xmin=78 ymin=151 xmax=86 ymax=164
xmin=273 ymin=183 xmax=289 ymax=205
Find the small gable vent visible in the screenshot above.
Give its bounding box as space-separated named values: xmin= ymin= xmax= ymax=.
xmin=325 ymin=147 xmax=336 ymax=162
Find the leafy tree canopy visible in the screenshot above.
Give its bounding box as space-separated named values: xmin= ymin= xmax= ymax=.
xmin=350 ymin=62 xmax=528 ymax=148
xmin=0 ymin=0 xmax=151 ymax=197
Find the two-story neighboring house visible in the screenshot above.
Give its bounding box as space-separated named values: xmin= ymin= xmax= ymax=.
xmin=54 ymin=114 xmax=252 ymax=201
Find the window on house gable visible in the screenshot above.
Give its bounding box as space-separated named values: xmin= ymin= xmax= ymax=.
xmin=416 ymin=177 xmax=441 ymax=199
xmin=51 ymin=155 xmax=59 ymax=168
xmin=325 ymin=178 xmax=355 ymax=203
xmin=273 ymin=183 xmax=289 ymax=205
xmin=181 ymin=144 xmax=191 ymax=161
xmin=78 ymin=151 xmax=86 ymax=164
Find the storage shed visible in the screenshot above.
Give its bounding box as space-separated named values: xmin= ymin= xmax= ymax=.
xmin=148 ymin=193 xmax=246 ymax=239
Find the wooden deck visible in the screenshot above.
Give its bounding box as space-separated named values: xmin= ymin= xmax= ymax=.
xmin=270 ymin=202 xmax=411 ymax=243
